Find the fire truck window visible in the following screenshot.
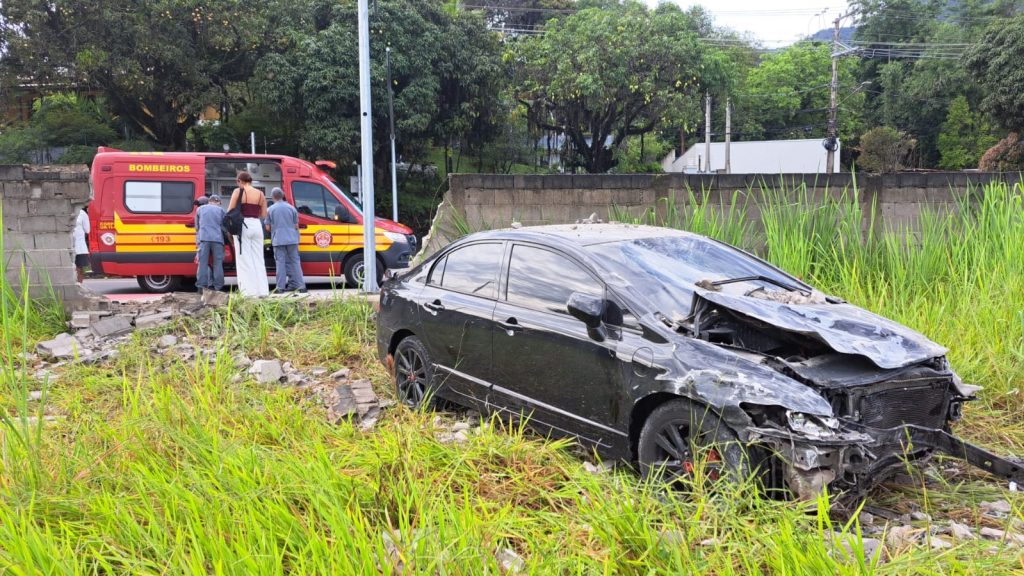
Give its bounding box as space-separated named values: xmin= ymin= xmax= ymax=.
xmin=293 ymin=181 xmax=331 ymax=220
xmin=124 ymin=181 xmax=195 ymax=214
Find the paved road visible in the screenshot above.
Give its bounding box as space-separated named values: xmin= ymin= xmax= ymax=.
xmin=85 ymin=277 xmax=359 ymax=300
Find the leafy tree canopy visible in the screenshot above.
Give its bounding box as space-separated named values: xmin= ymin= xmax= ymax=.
xmin=937 ymin=95 xmax=999 ymax=169
xmin=0 ymin=0 xmax=306 ymax=148
xmin=736 ymin=42 xmax=863 ymax=142
xmin=965 ymin=14 xmax=1024 ymax=134
xmin=511 ymin=1 xmax=732 ymax=173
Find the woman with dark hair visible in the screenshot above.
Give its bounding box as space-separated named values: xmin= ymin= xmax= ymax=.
xmin=227 ymin=171 xmax=270 ymax=297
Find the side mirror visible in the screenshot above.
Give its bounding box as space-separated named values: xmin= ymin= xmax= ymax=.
xmin=567 ymin=292 xmax=607 ymax=342
xmin=334 ymin=205 xmax=357 ymax=223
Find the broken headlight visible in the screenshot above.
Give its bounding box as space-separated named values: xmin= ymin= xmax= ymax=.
xmin=786 ymin=411 xmax=841 ymax=439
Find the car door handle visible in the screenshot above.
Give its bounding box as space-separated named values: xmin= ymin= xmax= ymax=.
xmin=423 ymin=299 xmax=444 ymax=313
xmin=498 ymin=317 xmax=522 ymax=334
xmin=185 ymin=222 xmax=195 ymax=228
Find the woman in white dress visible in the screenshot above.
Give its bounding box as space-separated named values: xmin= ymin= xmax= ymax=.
xmin=227 ymin=172 xmax=270 ymax=297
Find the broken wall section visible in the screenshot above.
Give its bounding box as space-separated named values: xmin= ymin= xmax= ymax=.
xmin=1 ymin=164 xmax=91 ymax=308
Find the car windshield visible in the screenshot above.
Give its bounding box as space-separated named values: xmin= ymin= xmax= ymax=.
xmin=327 ymin=179 xmax=362 ymax=212
xmin=588 ymin=235 xmax=810 ymax=318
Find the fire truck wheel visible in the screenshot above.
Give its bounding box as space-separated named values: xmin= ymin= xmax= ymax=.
xmin=136 ymin=275 xmax=182 ymax=293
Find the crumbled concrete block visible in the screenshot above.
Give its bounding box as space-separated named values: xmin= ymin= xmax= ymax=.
xmin=36 ymin=333 xmax=80 ymax=360
xmin=157 ymin=335 xmax=179 ymax=349
xmin=249 ymin=359 xmax=284 ymax=384
xmin=90 ymin=315 xmax=133 ymax=339
xmin=332 ymin=385 xmax=359 ymax=419
xmin=330 ymin=368 xmax=352 ymax=381
xmin=134 ymin=311 xmax=174 ymax=330
xmin=233 ymin=353 xmax=252 ymax=370
xmin=69 ymin=311 xmax=92 ymax=329
xmin=203 ymin=290 xmax=229 ymax=307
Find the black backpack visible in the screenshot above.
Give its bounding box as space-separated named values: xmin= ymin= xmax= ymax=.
xmin=222 ymin=188 xmax=246 ymax=237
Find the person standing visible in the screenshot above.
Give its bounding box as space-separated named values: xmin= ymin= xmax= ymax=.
xmin=266 ymin=187 xmax=306 ymax=293
xmin=227 ymin=172 xmax=270 ymax=297
xmin=195 ymin=194 xmax=226 ymax=295
xmin=73 ymin=205 xmax=90 ymax=283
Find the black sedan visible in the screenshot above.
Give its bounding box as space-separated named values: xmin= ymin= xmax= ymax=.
xmin=376 ymin=224 xmax=1023 ymax=498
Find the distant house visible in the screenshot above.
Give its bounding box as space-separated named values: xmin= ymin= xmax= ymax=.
xmin=661 ymin=138 xmax=841 ymax=174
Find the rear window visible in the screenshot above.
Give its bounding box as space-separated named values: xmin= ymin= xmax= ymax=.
xmin=124 ymin=181 xmax=194 ymax=214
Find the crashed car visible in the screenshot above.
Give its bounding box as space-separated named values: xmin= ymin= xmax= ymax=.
xmin=376 ymin=223 xmax=1023 ymax=498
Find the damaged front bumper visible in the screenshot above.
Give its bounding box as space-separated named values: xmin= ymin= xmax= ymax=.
xmin=749 ymin=415 xmax=1024 ymax=500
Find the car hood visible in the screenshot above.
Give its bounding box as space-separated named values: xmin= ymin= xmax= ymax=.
xmin=693 ymin=289 xmax=948 ymax=370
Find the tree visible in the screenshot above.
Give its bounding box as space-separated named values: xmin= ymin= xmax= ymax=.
xmin=0 ymin=0 xmax=305 ymax=149
xmin=737 ymin=42 xmax=863 ymax=142
xmin=965 ymin=15 xmax=1024 ymax=134
xmin=257 ymin=1 xmax=506 ymax=172
xmin=857 ymin=126 xmax=916 ymax=173
xmin=937 ymin=95 xmax=999 ymax=169
xmin=511 ymin=2 xmax=726 ymax=173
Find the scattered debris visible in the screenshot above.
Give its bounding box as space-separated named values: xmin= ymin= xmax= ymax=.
xmin=979 ymin=527 xmax=1024 ymax=546
xmin=233 ymin=353 xmax=252 ymax=370
xmin=980 ymin=500 xmax=1013 ymax=518
xmin=583 ymin=462 xmax=614 ymax=474
xmin=945 ymin=520 xmax=976 ymax=541
xmin=829 ymin=532 xmax=886 ymax=565
xmin=157 ymin=334 xmax=179 ymax=349
xmin=36 ymin=333 xmax=81 ymax=360
xmin=911 ymin=511 xmax=931 ymax=522
xmin=885 ymin=525 xmax=923 ymax=551
xmin=496 ymin=548 xmax=525 ymax=573
xmin=28 ymin=390 xmax=43 ymax=402
xmin=89 ymin=316 xmax=133 ymax=339
xmin=249 ymin=360 xmax=284 ymax=384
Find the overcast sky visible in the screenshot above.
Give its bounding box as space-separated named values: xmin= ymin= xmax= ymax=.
xmin=647 ymin=0 xmax=852 ymax=48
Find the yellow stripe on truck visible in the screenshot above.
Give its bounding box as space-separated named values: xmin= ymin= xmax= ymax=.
xmin=114 ymin=213 xmax=192 ymax=234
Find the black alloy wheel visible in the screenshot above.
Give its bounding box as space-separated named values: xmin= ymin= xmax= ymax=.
xmin=394 ymin=336 xmax=435 ymax=409
xmin=637 ymin=399 xmax=749 ymax=486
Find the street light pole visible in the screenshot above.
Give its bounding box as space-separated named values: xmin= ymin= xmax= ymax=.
xmin=386 ymin=47 xmax=398 ymax=223
xmin=358 ymin=0 xmax=377 ymax=292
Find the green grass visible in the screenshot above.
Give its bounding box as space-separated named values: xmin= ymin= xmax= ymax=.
xmin=4 ymin=182 xmax=1024 ymax=573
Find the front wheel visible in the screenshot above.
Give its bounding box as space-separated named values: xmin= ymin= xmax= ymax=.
xmin=637 ymin=399 xmax=749 ymax=487
xmin=136 ymin=274 xmax=182 ymax=293
xmin=344 ymin=254 xmax=385 ymax=288
xmin=393 ymin=336 xmax=438 ymax=409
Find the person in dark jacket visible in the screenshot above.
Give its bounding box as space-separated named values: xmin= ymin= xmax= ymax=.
xmin=195 ymin=194 xmax=226 ymax=294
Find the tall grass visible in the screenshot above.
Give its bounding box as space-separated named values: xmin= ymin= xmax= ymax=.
xmin=4 ymin=185 xmax=1024 ymax=573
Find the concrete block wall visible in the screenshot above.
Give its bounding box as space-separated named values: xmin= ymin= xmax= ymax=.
xmin=416 ymin=171 xmax=1024 ymax=260
xmin=1 ymin=164 xmax=91 ymax=307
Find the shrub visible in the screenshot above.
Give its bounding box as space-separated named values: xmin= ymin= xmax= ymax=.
xmin=857 ymin=126 xmax=916 ymax=173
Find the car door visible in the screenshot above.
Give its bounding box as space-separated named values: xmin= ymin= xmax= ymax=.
xmin=490 ymin=243 xmax=629 ymax=449
xmin=413 ymin=241 xmax=505 ymax=410
xmin=290 ymin=180 xmax=351 ymax=277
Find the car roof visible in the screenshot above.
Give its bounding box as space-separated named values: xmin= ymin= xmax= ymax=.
xmin=464 ymin=223 xmax=699 ymax=247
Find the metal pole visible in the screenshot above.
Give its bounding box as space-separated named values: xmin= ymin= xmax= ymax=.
xmin=386 ymin=47 xmax=398 ymax=223
xmin=358 ymin=0 xmax=377 ymax=292
xmin=250 ymin=132 xmax=256 ymax=154
xmin=725 ymin=97 xmax=731 ymax=174
xmin=704 ymin=92 xmax=711 ymax=174
xmin=826 ymin=16 xmax=840 ymax=174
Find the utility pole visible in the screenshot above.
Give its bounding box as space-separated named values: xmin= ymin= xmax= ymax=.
xmin=704 ymin=92 xmax=711 ymax=174
xmin=724 ymin=97 xmax=732 ymax=174
xmin=826 ymin=15 xmax=840 ymax=174
xmin=386 ymin=47 xmax=398 ymax=223
xmin=358 ymin=0 xmax=377 ymax=292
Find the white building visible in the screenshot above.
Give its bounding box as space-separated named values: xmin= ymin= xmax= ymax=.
xmin=661 ymin=138 xmax=841 ymax=174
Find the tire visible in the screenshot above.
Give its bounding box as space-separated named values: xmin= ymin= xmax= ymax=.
xmin=637 ymin=399 xmax=749 ymax=486
xmin=393 ymin=336 xmax=439 ymax=409
xmin=136 ymin=274 xmax=182 ymax=293
xmin=343 ymin=254 xmax=385 ymax=288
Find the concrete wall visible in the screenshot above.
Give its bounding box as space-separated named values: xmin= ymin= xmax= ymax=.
xmin=1 ymin=164 xmax=91 ymax=307
xmin=418 ymin=172 xmax=1024 ymax=260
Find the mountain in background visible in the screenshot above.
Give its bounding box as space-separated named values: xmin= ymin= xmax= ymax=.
xmin=808 ymin=26 xmax=856 ymax=43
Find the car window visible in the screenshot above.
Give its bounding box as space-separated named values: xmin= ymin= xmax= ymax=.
xmin=436 ymin=243 xmax=503 ymax=299
xmin=292 ymin=181 xmax=331 ymax=219
xmin=124 ymin=181 xmax=194 ymax=214
xmin=427 ymin=255 xmax=447 ymax=286
xmin=506 ymin=244 xmax=602 ymax=314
